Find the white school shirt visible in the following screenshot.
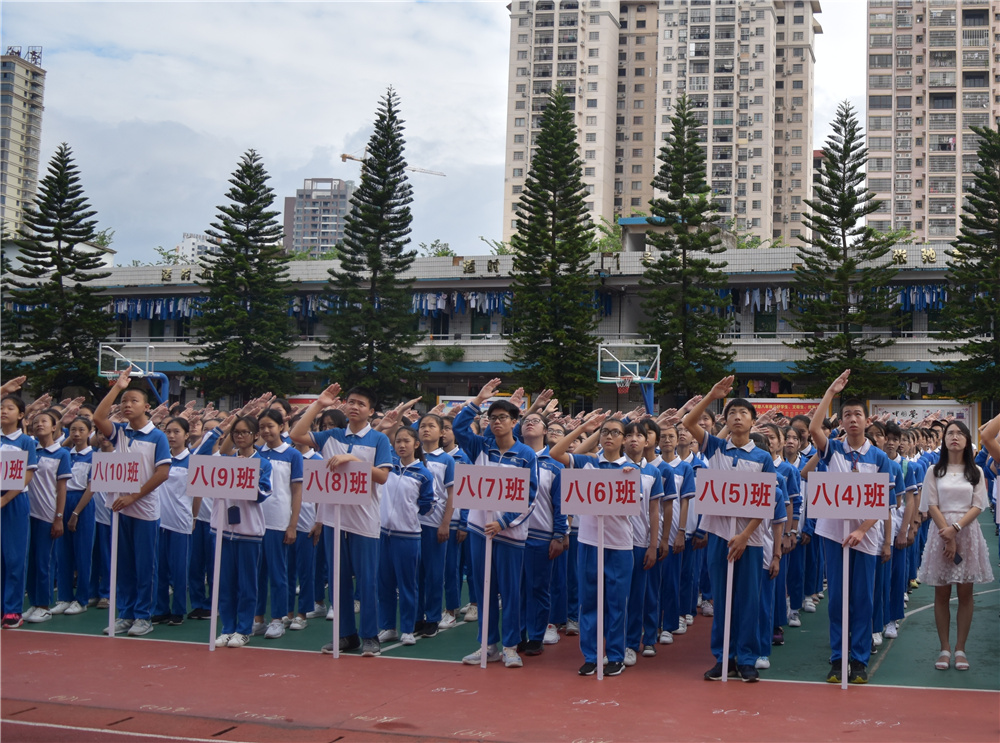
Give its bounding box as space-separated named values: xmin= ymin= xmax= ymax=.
xmin=630 ymin=459 xmax=665 ymax=548
xmin=571 ymin=453 xmax=635 ymax=551
xmin=67 ymin=446 xmax=93 ymax=492
xmin=295 ymin=449 xmax=322 ymax=533
xmin=158 ymin=449 xmax=194 ymax=534
xmin=28 ymin=442 xmax=72 ymax=522
xmin=259 ymin=442 xmax=304 ymax=531
xmin=420 ymin=448 xmax=456 ymax=529
xmin=107 ymin=420 xmax=171 ymax=521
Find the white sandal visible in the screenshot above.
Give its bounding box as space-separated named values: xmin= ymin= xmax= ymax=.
xmin=954 ymin=651 xmax=969 ymax=671
xmin=934 ymin=650 xmax=951 ymax=670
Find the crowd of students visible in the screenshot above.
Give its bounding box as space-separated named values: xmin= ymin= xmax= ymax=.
xmin=0 ymin=369 xmax=995 ymax=683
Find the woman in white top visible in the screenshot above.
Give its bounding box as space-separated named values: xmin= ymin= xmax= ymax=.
xmin=917 ymin=421 xmax=993 ymax=672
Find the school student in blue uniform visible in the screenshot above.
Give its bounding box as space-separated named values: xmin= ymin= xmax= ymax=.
xmin=287 ymin=441 xmax=322 ymax=629
xmin=453 ymin=379 xmax=538 ymax=670
xmin=1 ymin=393 xmax=39 ymax=629
xmin=88 ymin=430 xmax=114 ymax=610
xmin=517 ymin=412 xmax=567 ymax=655
xmin=884 ymin=423 xmax=917 ymax=640
xmin=549 ymin=413 xmax=634 ymax=677
xmin=440 ymin=418 xmax=472 ymax=629
xmin=809 ymin=369 xmax=895 ymax=684
xmin=754 ymin=431 xmax=790 ymax=669
xmin=668 ymin=422 xmax=705 ymax=631
xmin=24 ymin=410 xmax=71 ymax=624
xmin=377 ymin=427 xmax=435 ymax=645
xmin=415 ymin=414 xmax=455 ymax=637
xmin=682 ymin=376 xmax=782 ymax=683
xmin=51 ymin=416 xmax=97 ymax=617
xmin=291 ymin=383 xmax=393 ymax=658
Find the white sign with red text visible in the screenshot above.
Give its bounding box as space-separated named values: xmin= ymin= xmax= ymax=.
xmin=452 ymin=464 xmax=531 ymax=513
xmin=1 ymin=449 xmax=28 ymax=490
xmin=301 ymin=459 xmax=372 ymax=505
xmin=91 ymin=452 xmax=145 ymax=494
xmin=561 ymin=468 xmax=642 ymax=516
xmin=186 ymin=455 xmax=261 ymax=500
xmin=807 ymin=472 xmax=891 ymax=520
xmin=694 ymin=470 xmax=778 ymax=519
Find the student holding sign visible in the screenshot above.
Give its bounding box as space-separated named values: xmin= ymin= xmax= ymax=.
xmin=94 ymin=370 xmax=171 ymax=638
xmin=1 ymin=393 xmax=38 ymax=629
xmin=453 ymin=379 xmax=538 ymax=670
xmin=290 ymin=384 xmax=392 ymax=658
xmin=809 ymin=370 xmax=895 ymax=685
xmin=682 ymin=377 xmax=781 ymax=684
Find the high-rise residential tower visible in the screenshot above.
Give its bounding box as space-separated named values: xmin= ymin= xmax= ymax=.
xmin=1 ymin=46 xmax=45 ymax=237
xmin=501 ymin=1 xmax=822 ymax=246
xmin=865 ymin=0 xmax=999 ymax=243
xmin=282 ymin=177 xmax=355 ymax=258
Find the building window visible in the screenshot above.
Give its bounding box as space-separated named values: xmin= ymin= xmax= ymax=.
xmin=587 ymin=99 xmax=598 ymax=108
xmin=514 ymin=151 xmax=525 ymax=160
xmin=632 ymin=164 xmax=643 ymax=174
xmin=513 ymin=168 xmax=523 ymax=177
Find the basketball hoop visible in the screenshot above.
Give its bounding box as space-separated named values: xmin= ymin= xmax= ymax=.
xmin=616 ymin=376 xmax=632 ymax=395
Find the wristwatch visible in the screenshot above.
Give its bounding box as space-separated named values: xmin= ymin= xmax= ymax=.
xmin=55 ymin=512 xmax=63 ymax=518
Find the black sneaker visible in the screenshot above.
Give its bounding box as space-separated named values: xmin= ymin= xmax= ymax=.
xmin=187 ymin=608 xmax=210 ymax=620
xmin=150 ymin=614 xmax=170 ymax=625
xmin=826 ymin=662 xmax=842 ymax=683
xmin=848 ymin=660 xmax=868 ymax=684
xmin=421 ymin=623 xmax=438 ymax=639
xmin=361 ymin=636 xmax=381 ymax=657
xmin=524 ymin=640 xmax=544 ymax=656
xmin=604 ymin=661 xmax=625 ymax=676
xmin=167 ymin=614 xmax=184 ymax=626
xmin=341 ymin=634 xmax=362 ymax=652
xmin=579 ymin=661 xmax=598 ymax=676
xmin=738 ymin=664 xmax=760 ymax=682
xmin=772 ymin=628 xmax=785 ymax=646
xmin=704 ymin=662 xmax=723 ymax=680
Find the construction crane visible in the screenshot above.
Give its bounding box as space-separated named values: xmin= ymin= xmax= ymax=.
xmin=340 ymin=152 xmax=445 ymax=177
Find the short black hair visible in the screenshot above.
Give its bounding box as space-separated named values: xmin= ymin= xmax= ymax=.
xmin=884 ymin=421 xmax=902 ymax=439
xmin=723 ymin=398 xmax=757 ymax=420
xmin=748 ymin=432 xmax=769 ymax=450
xmin=79 ymin=402 xmax=97 ymax=414
xmin=320 ymin=408 xmax=348 ymax=430
xmin=487 ymin=399 xmax=520 ymax=420
xmin=840 ymin=397 xmax=867 ymax=416
xmin=789 ymin=414 xmax=811 ymax=428
xmin=270 ymin=397 xmax=292 ymax=416
xmin=345 ymin=386 xmax=378 ymax=411
xmin=121 ymin=385 xmax=151 ymax=405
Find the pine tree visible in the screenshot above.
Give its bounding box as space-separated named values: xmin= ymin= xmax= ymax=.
xmin=5 ymin=143 xmax=112 ymax=397
xmin=319 ymin=88 xmax=423 ymax=402
xmin=186 ymin=149 xmax=296 ymax=404
xmin=787 ymin=101 xmax=901 ymax=399
xmin=507 ymin=87 xmax=599 ymax=401
xmin=932 ymin=125 xmax=1000 ymax=400
xmin=639 ymin=95 xmax=732 ymax=399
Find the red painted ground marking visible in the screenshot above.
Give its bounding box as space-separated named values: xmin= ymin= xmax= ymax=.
xmin=3 ymin=628 xmax=997 ymax=742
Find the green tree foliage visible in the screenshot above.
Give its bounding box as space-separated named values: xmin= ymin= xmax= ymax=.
xmin=591 ymin=216 xmax=624 ymax=253
xmin=932 ymin=125 xmax=1000 ymax=400
xmin=639 ymin=95 xmax=732 ymax=398
xmin=506 ymin=87 xmax=600 ymax=401
xmin=5 ymin=143 xmax=112 ymax=397
xmin=787 ymin=101 xmax=901 ymax=399
xmin=186 ymin=149 xmax=296 ymax=403
xmin=419 ymin=239 xmax=456 ymax=257
xmin=319 ymin=88 xmax=424 ymax=402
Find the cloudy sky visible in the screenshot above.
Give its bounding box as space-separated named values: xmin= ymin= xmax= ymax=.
xmin=4 ymin=0 xmax=866 ymax=264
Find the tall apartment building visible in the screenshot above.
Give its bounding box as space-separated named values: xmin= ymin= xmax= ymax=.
xmin=0 ymin=46 xmax=45 ymax=237
xmin=866 ymin=0 xmax=999 ymax=243
xmin=282 ymin=178 xmax=354 ymax=258
xmin=501 ymin=1 xmax=822 ymax=246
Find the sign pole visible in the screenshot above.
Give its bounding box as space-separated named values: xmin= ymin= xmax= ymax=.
xmin=720 ymin=517 xmax=736 ymax=683
xmin=333 ymin=504 xmax=342 ymax=659
xmin=841 ymin=521 xmax=850 ymax=690
xmin=209 ymin=526 xmax=223 ymax=651
xmin=480 ymin=529 xmax=493 ymax=669
xmin=108 ymin=509 xmax=119 ymax=639
xmin=596 ymin=515 xmax=605 ymax=681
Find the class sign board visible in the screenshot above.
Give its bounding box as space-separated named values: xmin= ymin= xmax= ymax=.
xmin=695 ymin=470 xmax=778 ymax=518
xmin=186 ymin=455 xmax=261 ymax=501
xmin=302 ymin=460 xmax=372 ymax=505
xmin=561 ymin=468 xmax=642 ymax=516
xmin=807 ymin=472 xmax=891 ymax=520
xmin=1 ymin=449 xmax=28 ymax=490
xmin=453 ymin=463 xmax=531 ymax=513
xmin=91 ymin=452 xmax=145 ymax=494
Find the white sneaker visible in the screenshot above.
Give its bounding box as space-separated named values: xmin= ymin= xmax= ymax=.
xmin=306 ymin=602 xmax=324 ymax=619
xmin=463 ymin=605 xmax=478 ymax=623
xmin=502 ymin=646 xmax=522 ymax=668
xmin=658 ymin=630 xmax=673 ymax=645
xmin=377 ymin=629 xmax=398 ymax=643
xmin=674 ymin=618 xmax=687 ymax=635
xmin=50 ymin=601 xmax=71 ymax=615
xmin=251 ymin=620 xmax=267 ymax=636
xmin=227 ymin=633 xmax=250 ymax=647
xmin=400 ymin=632 xmax=417 ymax=646
xmin=459 ymin=602 xmax=473 ymax=615
xmin=543 ymin=623 xmax=560 ymax=645
xmin=127 ymin=619 xmax=153 ymax=636
xmin=701 ymin=600 xmax=714 ymax=617
xmin=903 ymin=593 xmax=909 ymax=605
xmin=565 ymin=618 xmax=579 ymax=635
xmin=264 ymin=619 xmax=285 ymax=639
xmin=25 ymin=608 xmax=52 ymax=624
xmin=462 ymin=644 xmax=501 ymax=664
xmin=64 ymin=601 xmax=86 ymax=616
xmin=685 ymin=614 xmax=694 ymax=626
xmin=884 ymin=620 xmax=898 ymax=639
xmin=326 ymin=606 xmax=335 ymax=621
xmin=624 ymin=648 xmax=637 ymax=667
xmin=289 ymin=616 xmax=308 ymax=631
xmin=438 ymin=613 xmax=457 ymax=629
xmin=103 ymin=617 xmax=133 ymax=635
xmin=873 ymin=631 xmax=883 ymax=647
xmin=802 ymin=597 xmax=817 ymax=613
xmin=22 ymin=607 xmax=39 ymax=622
xmin=354 ymin=599 xmax=360 ymax=613
xmin=788 ymin=610 xmax=801 ymax=627
xmin=755 ymin=656 xmax=770 ymax=670
xmin=215 ymin=633 xmax=233 ymax=647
